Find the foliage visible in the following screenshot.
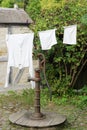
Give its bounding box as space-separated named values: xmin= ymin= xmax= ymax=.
xmin=2 ymin=89 xmax=34 ymax=107
xmin=26 ymin=0 xmax=87 ymax=95
xmin=2 ymin=88 xmax=86 ymax=109
xmin=0 ymin=0 xmax=25 ymax=8
xmin=40 ymin=0 xmax=59 ymax=10
xmin=0 ymin=0 xmax=87 ymax=95
xmin=1 ymin=0 xmax=14 ymax=7
xmin=81 ymin=14 xmax=87 ymax=26
xmin=21 ymin=88 xmax=34 ymax=106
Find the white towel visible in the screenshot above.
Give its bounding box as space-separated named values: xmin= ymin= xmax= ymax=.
xmin=63 ymin=25 xmax=77 ymax=45
xmin=39 ymin=29 xmax=57 ymax=50
xmin=5 ymin=33 xmax=34 ymax=88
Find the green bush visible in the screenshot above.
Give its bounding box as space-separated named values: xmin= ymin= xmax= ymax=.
xmin=26 ymin=0 xmax=87 ymax=95
xmin=1 ymin=0 xmax=87 ymax=95
xmin=0 ymin=0 xmax=25 ymax=8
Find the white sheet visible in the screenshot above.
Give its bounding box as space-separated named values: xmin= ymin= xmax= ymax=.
xmin=5 ymin=33 xmax=34 ymax=88
xmin=39 ymin=29 xmax=57 ymax=50
xmin=63 ymin=25 xmax=77 ymax=45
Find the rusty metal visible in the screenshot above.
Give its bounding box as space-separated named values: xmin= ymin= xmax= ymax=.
xmin=29 ymin=68 xmax=45 ymax=120
xmin=9 ymin=53 xmax=66 ymax=126
xmin=28 ymin=53 xmax=52 ymax=119
xmin=38 ymin=53 xmax=45 ymax=70
xmin=38 ymin=53 xmax=52 ymax=101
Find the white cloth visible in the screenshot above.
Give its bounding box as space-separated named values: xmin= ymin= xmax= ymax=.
xmin=39 ymin=29 xmax=57 ymax=50
xmin=63 ymin=25 xmax=77 ymax=45
xmin=5 ymin=33 xmax=34 ymax=88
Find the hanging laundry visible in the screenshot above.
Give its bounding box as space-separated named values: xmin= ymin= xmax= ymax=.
xmin=5 ymin=33 xmax=34 ymax=88
xmin=38 ymin=29 xmax=57 ymax=50
xmin=63 ymin=25 xmax=77 ymax=45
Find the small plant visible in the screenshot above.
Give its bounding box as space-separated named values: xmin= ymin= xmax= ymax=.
xmin=81 ymin=85 xmax=87 ymax=95
xmin=21 ymin=89 xmax=34 ymax=106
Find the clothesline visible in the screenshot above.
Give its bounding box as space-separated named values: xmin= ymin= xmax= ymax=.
xmin=4 ymin=24 xmax=77 ymax=88
xmin=39 ymin=25 xmax=77 ymax=50
xmin=5 ymin=33 xmax=35 ymax=88
xmin=6 ymin=24 xmax=77 ymax=51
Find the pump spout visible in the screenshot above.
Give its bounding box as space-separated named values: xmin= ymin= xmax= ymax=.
xmin=28 ymin=77 xmax=40 ymax=82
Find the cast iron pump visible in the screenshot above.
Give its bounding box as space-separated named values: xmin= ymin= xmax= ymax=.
xmin=9 ymin=53 xmax=66 ymax=127
xmin=28 ymin=53 xmax=52 ymax=120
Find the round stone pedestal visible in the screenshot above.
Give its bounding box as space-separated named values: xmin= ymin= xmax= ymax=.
xmin=9 ymin=110 xmax=66 ymax=128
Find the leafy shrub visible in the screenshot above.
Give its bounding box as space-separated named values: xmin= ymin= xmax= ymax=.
xmin=0 ymin=0 xmax=25 ymax=8
xmin=26 ymin=0 xmax=87 ymax=95
xmin=1 ymin=0 xmax=87 ymax=95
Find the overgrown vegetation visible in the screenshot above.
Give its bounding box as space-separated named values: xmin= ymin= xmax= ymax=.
xmin=0 ymin=0 xmax=27 ymax=8
xmin=0 ymin=87 xmax=87 ymax=110
xmin=0 ymin=0 xmax=87 ymax=95
xmin=26 ymin=0 xmax=87 ymax=95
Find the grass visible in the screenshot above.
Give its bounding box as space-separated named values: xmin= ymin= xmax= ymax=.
xmin=0 ymin=88 xmax=87 ymax=130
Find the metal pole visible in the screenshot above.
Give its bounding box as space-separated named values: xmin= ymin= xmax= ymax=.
xmin=30 ymin=68 xmax=45 ymax=120
xmin=35 ymin=69 xmax=41 ymax=115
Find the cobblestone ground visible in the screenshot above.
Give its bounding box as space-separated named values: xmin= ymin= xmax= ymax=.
xmin=0 ymin=97 xmax=86 ymax=130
